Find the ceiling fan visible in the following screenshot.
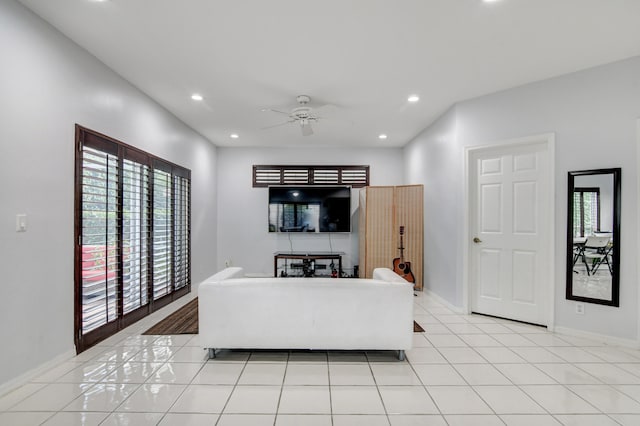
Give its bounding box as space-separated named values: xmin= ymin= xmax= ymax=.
xmin=262 ymin=95 xmax=321 ymax=136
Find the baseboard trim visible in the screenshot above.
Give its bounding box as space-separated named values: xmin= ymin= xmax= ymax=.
xmin=0 ymin=349 xmax=75 ymax=398
xmin=471 ymin=311 xmax=546 ymax=329
xmin=554 ymin=326 xmax=639 ymax=349
xmin=422 ymin=289 xmax=466 ymax=314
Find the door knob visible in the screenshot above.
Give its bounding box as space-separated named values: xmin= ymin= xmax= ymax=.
xmin=473 ymin=237 xmax=482 ymax=243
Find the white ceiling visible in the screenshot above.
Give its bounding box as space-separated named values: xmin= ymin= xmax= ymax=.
xmin=18 ymin=0 xmax=640 ymax=148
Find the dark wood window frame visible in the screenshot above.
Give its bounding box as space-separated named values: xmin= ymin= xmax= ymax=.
xmin=74 ymin=125 xmax=191 ymax=353
xmin=253 ymin=165 xmax=369 ymax=188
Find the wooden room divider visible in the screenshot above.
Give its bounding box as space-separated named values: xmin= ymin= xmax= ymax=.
xmin=358 ymin=185 xmax=424 ymax=290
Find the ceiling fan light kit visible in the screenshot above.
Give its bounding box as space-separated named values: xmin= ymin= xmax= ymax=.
xmin=263 ymin=94 xmax=322 ymax=136
xmin=296 ymin=95 xmax=311 ymax=104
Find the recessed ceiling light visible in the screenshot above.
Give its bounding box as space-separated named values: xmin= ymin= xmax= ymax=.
xmin=378 ymin=134 xmax=388 ymax=140
xmin=230 ymin=133 xmax=239 ymax=139
xmin=191 ymin=94 xmax=203 ymax=101
xmin=407 ymin=95 xmax=420 ymax=103
xmin=483 ymin=0 xmax=501 ymax=3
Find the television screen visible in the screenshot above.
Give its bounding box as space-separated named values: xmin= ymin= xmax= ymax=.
xmin=268 ymin=186 xmax=351 ymax=233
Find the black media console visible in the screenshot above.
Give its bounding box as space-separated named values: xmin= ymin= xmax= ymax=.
xmin=274 ymin=252 xmax=344 ymax=278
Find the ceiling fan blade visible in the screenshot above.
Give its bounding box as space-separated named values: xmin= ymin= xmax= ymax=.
xmin=261 ymin=120 xmax=293 ymax=130
xmin=262 ymin=108 xmax=291 ymax=116
xmin=314 ymin=103 xmax=340 ymax=115
xmin=301 ymin=122 xmax=313 ymax=136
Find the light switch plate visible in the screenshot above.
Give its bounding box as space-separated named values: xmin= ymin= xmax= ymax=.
xmin=16 ymin=214 xmax=27 ymax=232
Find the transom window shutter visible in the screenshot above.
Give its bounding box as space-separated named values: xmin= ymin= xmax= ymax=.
xmin=253 ymin=165 xmax=369 ymax=187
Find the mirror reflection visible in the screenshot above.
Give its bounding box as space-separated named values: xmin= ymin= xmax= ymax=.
xmin=567 ymin=168 xmax=620 ymax=306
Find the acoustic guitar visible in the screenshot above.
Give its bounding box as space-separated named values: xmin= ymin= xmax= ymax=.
xmin=392 ymin=226 xmax=415 ymax=283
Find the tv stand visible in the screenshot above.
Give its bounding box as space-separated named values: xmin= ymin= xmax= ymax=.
xmin=274 ymin=252 xmax=344 ymax=278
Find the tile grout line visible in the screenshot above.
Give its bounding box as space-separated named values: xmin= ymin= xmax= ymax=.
xmin=271 ymin=351 xmax=290 ymax=426
xmin=327 ymin=353 xmax=334 ymax=426
xmin=365 ymin=353 xmax=392 ymax=426
xmin=214 ymin=352 xmax=250 ymax=426
xmin=155 ymin=341 xmax=209 ymax=426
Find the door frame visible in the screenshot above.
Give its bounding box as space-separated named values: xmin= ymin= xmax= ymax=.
xmin=636 ymin=118 xmax=640 ymax=344
xmin=462 ymin=133 xmax=556 ymax=329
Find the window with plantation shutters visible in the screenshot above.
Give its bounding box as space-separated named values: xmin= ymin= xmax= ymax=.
xmin=75 ymin=126 xmax=191 ymax=353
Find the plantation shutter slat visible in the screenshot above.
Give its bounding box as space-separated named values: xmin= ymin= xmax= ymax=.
xmin=122 ymin=158 xmax=150 ymax=314
xmin=282 ymin=168 xmax=310 ymax=185
xmin=173 ymin=175 xmax=190 ymax=290
xmin=80 ymin=146 xmax=120 ymax=334
xmin=313 ymin=169 xmax=339 ymax=184
xmin=341 ymin=168 xmax=368 ymax=186
xmin=153 ymin=169 xmax=172 ymax=300
xmin=253 ymin=167 xmax=281 ymax=186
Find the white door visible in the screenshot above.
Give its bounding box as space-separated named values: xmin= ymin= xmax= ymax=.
xmin=469 ymin=141 xmax=550 ymax=325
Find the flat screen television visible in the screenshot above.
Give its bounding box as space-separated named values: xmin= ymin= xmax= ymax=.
xmin=268 ymin=186 xmax=351 ymax=233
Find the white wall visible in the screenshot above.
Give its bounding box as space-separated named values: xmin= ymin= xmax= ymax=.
xmin=403 ymin=107 xmax=461 ymax=303
xmin=0 ymin=0 xmax=218 ymax=389
xmin=405 ymin=56 xmax=640 ymax=340
xmin=216 ymin=147 xmax=404 ymax=275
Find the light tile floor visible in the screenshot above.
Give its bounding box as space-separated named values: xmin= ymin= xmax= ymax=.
xmin=2 ymin=293 xmax=640 ymax=425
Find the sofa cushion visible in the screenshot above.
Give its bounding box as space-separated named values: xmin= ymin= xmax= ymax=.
xmin=373 ymin=267 xmax=409 ymax=283
xmin=201 ymin=267 xmax=244 ymax=283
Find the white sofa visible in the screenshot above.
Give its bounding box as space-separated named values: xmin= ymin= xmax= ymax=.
xmin=198 ymin=267 xmax=414 ymax=360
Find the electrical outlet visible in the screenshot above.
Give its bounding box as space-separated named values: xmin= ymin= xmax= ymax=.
xmin=576 ymin=303 xmax=585 ymax=314
xmin=224 ymin=259 xmax=232 ymax=267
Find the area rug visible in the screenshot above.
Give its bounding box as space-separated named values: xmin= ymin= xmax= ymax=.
xmin=143 ymin=298 xmax=199 ymax=335
xmin=143 ymin=297 xmax=425 ymax=335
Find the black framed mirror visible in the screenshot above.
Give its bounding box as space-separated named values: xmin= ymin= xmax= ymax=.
xmin=566 ymin=168 xmax=621 ymax=306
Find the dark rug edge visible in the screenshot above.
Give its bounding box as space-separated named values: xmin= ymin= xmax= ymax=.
xmin=142 ymin=297 xmax=199 ymax=335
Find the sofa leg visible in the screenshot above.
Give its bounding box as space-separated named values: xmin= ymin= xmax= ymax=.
xmin=208 ymin=348 xmax=216 ymax=359
xmin=397 ymin=350 xmax=405 ymax=361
